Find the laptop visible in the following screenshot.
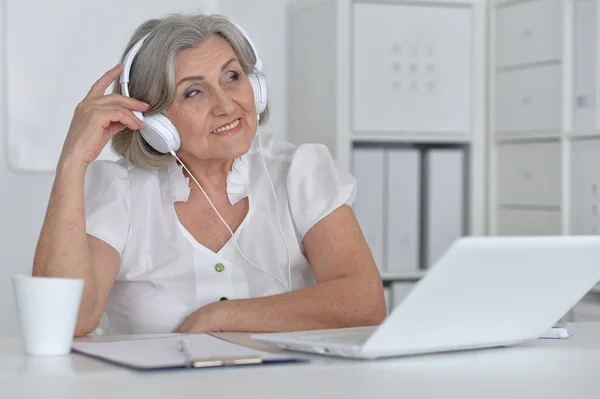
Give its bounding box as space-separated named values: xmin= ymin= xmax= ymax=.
xmin=251 ymin=235 xmax=600 ymax=359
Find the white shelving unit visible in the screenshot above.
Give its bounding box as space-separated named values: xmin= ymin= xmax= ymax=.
xmin=288 ymin=0 xmax=487 ymax=311
xmin=488 ymin=0 xmax=600 ymax=319
xmin=288 ymin=0 xmax=600 ymax=317
xmin=488 ymin=0 xmax=567 ymax=236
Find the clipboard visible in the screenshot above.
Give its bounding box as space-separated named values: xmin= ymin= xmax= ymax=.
xmin=71 ymin=334 xmax=307 ymax=371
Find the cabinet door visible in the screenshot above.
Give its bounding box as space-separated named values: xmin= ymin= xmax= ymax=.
xmin=497 ymin=208 xmax=562 ymax=235
xmin=352 ymin=3 xmax=471 ymax=133
xmin=495 ymin=0 xmax=562 ymax=68
xmin=495 ymin=65 xmax=562 ymax=133
xmin=352 ymin=148 xmax=385 ymax=271
xmin=497 ymin=141 xmax=562 ymax=207
xmin=571 ymin=139 xmax=600 ymax=234
xmin=573 ymin=0 xmax=597 ymax=134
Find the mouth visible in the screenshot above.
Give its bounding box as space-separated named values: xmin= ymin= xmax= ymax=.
xmin=211 ymin=118 xmax=242 ymax=136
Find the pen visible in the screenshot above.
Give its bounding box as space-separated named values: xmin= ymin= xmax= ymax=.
xmin=177 ymin=338 xmax=263 ymax=368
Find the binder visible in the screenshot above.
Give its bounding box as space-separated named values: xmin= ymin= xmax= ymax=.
xmin=352 ymin=148 xmax=385 ymax=271
xmin=424 ymin=149 xmax=465 ymax=268
xmin=71 ymin=334 xmax=306 ymax=370
xmin=386 ymin=149 xmax=421 ymax=273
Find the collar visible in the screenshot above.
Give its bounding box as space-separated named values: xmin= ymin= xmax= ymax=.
xmin=166 ymin=151 xmax=251 ymax=206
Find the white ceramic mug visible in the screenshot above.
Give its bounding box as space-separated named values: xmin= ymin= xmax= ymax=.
xmin=12 ymin=274 xmax=84 ymax=356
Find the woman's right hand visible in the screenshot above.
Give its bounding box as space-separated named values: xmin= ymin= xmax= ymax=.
xmin=58 ymin=63 xmax=150 ymax=168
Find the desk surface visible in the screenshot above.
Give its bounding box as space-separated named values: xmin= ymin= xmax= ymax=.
xmin=2 ymin=323 xmax=600 ymax=399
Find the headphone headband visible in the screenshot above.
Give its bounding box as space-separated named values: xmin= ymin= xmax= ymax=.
xmin=229 ymin=21 xmax=263 ymax=72
xmin=119 ymin=34 xmax=149 ymax=97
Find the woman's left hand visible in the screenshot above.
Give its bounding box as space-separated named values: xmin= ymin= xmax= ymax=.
xmin=174 ymin=302 xmax=228 ymax=333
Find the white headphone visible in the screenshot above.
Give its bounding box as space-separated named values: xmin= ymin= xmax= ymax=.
xmin=117 ymin=20 xmax=292 ymax=294
xmin=119 ymin=21 xmax=268 ymax=153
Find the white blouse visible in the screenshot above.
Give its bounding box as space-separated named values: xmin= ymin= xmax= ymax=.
xmin=83 ymin=133 xmax=357 ymax=334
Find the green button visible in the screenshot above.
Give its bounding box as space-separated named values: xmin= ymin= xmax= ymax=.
xmin=220 ymin=297 xmax=228 ymax=301
xmin=215 ymin=263 xmax=225 ymax=272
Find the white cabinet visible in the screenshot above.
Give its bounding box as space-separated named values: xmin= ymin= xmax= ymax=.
xmin=495 ymin=65 xmax=562 ymax=133
xmin=573 ymin=0 xmax=597 ymax=134
xmin=497 ymin=141 xmax=562 ymax=207
xmin=494 ymin=140 xmax=562 ymax=235
xmin=490 ymin=0 xmax=568 ymax=236
xmin=352 ymin=2 xmax=472 ymax=134
xmin=495 ymin=0 xmax=562 ymax=68
xmin=571 ymin=139 xmax=600 ymax=234
xmin=289 ymin=0 xmax=485 ymax=313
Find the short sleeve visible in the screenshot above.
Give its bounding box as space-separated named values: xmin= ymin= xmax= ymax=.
xmin=84 ymin=160 xmax=131 ymax=256
xmin=286 ymin=143 xmax=356 ymax=238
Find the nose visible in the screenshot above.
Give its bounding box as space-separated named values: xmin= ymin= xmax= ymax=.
xmin=211 ymin=87 xmax=236 ymax=116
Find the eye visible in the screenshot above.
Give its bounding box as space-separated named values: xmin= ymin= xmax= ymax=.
xmin=184 ymin=88 xmax=201 ymax=99
xmin=227 ymin=71 xmax=241 ymax=82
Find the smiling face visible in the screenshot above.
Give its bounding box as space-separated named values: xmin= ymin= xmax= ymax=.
xmin=165 ymin=34 xmax=257 ymax=162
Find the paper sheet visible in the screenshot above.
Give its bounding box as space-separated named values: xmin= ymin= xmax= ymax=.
xmin=72 ymin=334 xmax=300 ymax=369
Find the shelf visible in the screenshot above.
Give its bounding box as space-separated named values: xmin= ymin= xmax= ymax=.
xmin=352 ymin=134 xmax=471 ymax=144
xmin=493 ymin=0 xmax=532 ymax=7
xmin=568 ymin=132 xmax=600 ymax=141
xmin=497 ymin=204 xmax=561 ymax=211
xmin=496 ymin=59 xmax=562 ymax=73
xmin=493 ymin=131 xmax=562 ymax=143
xmin=355 ymin=0 xmax=478 ymax=6
xmin=380 ymin=271 xmax=427 ymax=282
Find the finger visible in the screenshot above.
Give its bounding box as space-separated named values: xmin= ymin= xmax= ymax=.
xmin=112 ymin=107 xmax=145 ymax=132
xmin=85 ymin=64 xmax=123 ymax=100
xmin=95 ymin=93 xmax=149 ymax=112
xmin=95 ymin=106 xmax=144 ymax=132
xmin=106 ymin=122 xmax=128 ymax=137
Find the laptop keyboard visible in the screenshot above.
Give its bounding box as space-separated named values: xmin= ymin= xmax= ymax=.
xmin=298 ymin=326 xmax=376 ymax=346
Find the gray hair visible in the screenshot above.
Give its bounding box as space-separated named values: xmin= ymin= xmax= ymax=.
xmin=110 ymin=12 xmax=270 ymax=169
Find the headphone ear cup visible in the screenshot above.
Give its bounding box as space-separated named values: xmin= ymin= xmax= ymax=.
xmin=139 ymin=114 xmax=181 ymax=153
xmin=248 ymin=73 xmax=267 ymax=116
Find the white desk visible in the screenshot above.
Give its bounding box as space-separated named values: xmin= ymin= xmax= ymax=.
xmin=2 ymin=323 xmax=600 ymax=399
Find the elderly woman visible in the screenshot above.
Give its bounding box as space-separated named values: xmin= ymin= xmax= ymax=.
xmin=32 ymin=12 xmax=385 ymax=336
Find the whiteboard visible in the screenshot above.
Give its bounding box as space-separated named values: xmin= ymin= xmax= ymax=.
xmin=2 ymin=0 xmax=218 ymax=172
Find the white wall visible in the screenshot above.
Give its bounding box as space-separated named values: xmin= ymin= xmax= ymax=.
xmin=0 ymin=0 xmax=55 ymax=338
